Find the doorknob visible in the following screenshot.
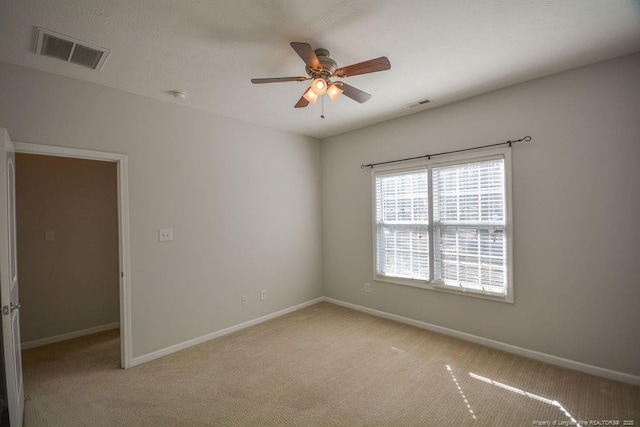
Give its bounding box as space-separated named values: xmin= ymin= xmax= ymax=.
xmin=10 ymin=302 xmax=21 ymax=312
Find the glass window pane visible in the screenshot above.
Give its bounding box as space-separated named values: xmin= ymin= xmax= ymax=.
xmin=432 ymin=157 xmax=507 ymax=294
xmin=375 ymin=167 xmax=429 ymax=281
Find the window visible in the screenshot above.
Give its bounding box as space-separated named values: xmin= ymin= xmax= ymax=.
xmin=373 ymin=148 xmax=513 ymax=302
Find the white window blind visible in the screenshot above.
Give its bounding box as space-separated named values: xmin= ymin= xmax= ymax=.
xmin=432 ymin=158 xmax=507 ymax=295
xmin=375 ymin=169 xmax=429 ymax=280
xmin=372 ymin=150 xmax=511 ymax=301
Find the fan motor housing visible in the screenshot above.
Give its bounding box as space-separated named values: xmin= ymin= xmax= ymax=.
xmin=306 ymin=48 xmax=337 ymax=78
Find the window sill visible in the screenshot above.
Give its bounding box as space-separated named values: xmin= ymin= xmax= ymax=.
xmin=374 ymin=274 xmax=513 ymax=303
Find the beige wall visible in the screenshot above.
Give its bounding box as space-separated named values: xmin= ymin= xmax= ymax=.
xmin=16 ymin=154 xmax=119 ymax=343
xmin=0 ymin=60 xmax=323 ymax=359
xmin=321 ymin=52 xmax=640 ymax=377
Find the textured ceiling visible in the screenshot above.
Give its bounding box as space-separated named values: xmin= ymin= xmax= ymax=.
xmin=1 ymin=0 xmax=639 ymax=139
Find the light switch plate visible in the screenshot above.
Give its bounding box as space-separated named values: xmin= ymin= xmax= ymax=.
xmin=45 ymin=230 xmax=55 ymax=241
xmin=159 ymin=228 xmax=173 ymax=242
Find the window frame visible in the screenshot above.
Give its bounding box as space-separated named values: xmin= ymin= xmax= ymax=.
xmin=371 ymin=147 xmax=514 ymax=303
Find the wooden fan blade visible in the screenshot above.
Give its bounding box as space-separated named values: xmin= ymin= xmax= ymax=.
xmin=338 ymin=82 xmax=372 ymax=103
xmin=333 ymin=56 xmax=390 ymax=78
xmin=251 ymin=77 xmax=309 ymax=84
xmin=290 ymin=42 xmax=320 ymax=69
xmin=294 ymin=94 xmax=310 ymax=108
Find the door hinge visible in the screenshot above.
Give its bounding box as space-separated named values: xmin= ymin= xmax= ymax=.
xmin=2 ymin=306 xmax=8 ymax=316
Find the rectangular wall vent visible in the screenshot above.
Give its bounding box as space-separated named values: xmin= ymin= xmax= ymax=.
xmin=405 ymin=98 xmax=433 ymax=108
xmin=35 ymin=27 xmax=110 ymax=71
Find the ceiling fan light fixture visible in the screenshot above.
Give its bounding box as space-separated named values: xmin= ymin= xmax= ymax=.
xmin=310 ymin=78 xmax=327 ymax=95
xmin=251 ymin=42 xmax=391 ymax=109
xmin=326 ymin=83 xmax=343 ymax=101
xmin=303 ymin=87 xmax=319 ymax=104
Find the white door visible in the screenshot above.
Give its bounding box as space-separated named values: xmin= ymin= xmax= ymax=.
xmin=0 ymin=128 xmax=24 ymax=426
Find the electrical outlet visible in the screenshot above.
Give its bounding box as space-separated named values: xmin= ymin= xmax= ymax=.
xmin=159 ymin=228 xmax=173 ymax=242
xmin=365 ymin=283 xmax=371 ymax=293
xmin=241 ymin=295 xmax=248 ymax=305
xmin=260 ymin=290 xmax=267 ymax=300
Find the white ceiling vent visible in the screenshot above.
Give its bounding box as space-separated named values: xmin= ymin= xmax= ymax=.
xmin=405 ymin=98 xmax=432 ymax=108
xmin=35 ymin=27 xmax=109 ymax=70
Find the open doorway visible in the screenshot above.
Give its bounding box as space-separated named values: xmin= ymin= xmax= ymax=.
xmin=16 ymin=153 xmax=119 ymax=354
xmin=13 ymin=143 xmax=131 ymax=369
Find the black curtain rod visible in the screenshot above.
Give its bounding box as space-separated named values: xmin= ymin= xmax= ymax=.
xmin=361 ymin=136 xmax=532 ymax=169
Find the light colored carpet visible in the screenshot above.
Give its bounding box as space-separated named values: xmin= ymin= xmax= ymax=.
xmin=22 ymin=302 xmax=640 ymax=426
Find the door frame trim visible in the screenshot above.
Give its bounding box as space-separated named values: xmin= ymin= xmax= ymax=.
xmin=14 ymin=142 xmax=133 ymax=369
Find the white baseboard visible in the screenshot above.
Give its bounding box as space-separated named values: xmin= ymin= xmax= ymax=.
xmin=131 ymin=297 xmax=324 ymax=367
xmin=322 ymin=297 xmax=640 ymax=386
xmin=21 ymin=322 xmax=120 ymax=350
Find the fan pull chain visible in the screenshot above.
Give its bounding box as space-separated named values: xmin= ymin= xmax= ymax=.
xmin=321 ymin=95 xmax=325 ymax=119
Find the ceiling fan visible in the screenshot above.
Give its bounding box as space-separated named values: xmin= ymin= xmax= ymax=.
xmin=251 ymin=42 xmax=391 ymax=109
